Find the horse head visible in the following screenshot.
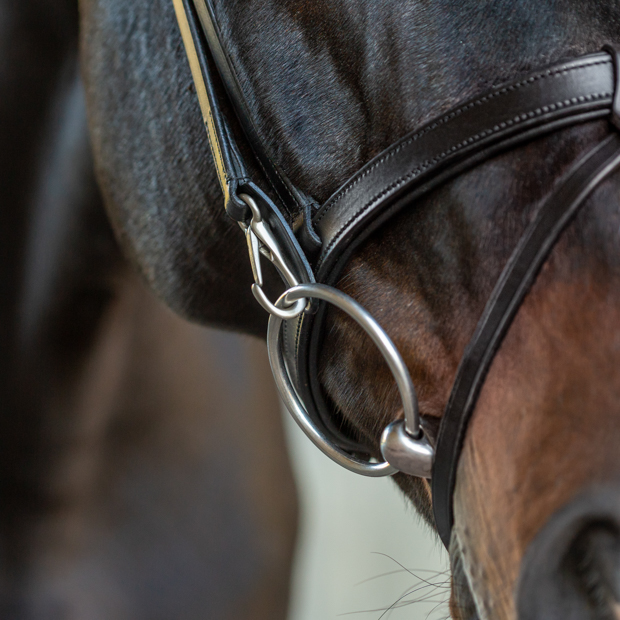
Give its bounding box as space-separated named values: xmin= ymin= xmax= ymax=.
xmin=81 ymin=0 xmax=620 ymax=617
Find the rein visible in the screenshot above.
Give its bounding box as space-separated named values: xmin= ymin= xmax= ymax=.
xmin=172 ymin=0 xmax=620 ymax=548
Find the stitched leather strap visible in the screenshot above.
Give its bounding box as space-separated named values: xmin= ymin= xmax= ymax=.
xmin=432 ymin=132 xmax=620 ymax=547
xmin=313 ymin=53 xmax=615 ymax=281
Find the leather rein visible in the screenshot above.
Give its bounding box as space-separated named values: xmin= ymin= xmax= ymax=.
xmin=172 ymin=0 xmax=620 ymax=548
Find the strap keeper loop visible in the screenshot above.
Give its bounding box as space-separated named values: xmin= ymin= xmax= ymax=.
xmin=603 ymin=45 xmax=620 ymax=130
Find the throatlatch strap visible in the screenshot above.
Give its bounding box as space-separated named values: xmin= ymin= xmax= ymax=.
xmin=431 ymin=132 xmax=620 ymax=547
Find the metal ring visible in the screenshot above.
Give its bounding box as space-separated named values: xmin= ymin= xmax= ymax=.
xmin=285 ymin=284 xmax=422 ymax=436
xmin=267 ymin=283 xmax=424 ymax=477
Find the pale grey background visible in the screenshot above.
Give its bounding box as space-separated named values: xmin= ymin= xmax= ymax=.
xmin=284 ymin=411 xmax=449 ymax=620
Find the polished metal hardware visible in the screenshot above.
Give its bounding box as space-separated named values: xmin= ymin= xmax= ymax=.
xmin=239 ymin=193 xmax=307 ymax=320
xmin=381 ymin=420 xmax=434 ymax=479
xmin=239 ymin=194 xmax=435 ymax=478
xmin=267 ymin=284 xmax=435 ymax=478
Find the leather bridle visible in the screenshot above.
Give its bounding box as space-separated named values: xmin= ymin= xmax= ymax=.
xmin=172 ymin=0 xmax=620 ymax=548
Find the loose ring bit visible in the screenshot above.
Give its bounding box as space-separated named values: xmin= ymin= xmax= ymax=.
xmin=268 ymin=283 xmax=435 ymax=478
xmin=267 ymin=290 xmax=395 ymax=477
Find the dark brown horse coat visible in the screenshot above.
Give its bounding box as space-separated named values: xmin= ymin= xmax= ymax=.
xmin=81 ymin=1 xmax=620 ymax=617
xmin=6 ymin=0 xmax=620 ymax=617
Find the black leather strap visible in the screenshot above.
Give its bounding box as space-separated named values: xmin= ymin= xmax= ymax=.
xmin=174 ymin=0 xmax=250 ymax=221
xmin=432 ymin=132 xmax=620 ymax=547
xmin=191 ymin=0 xmax=320 ymax=246
xmin=313 ymin=53 xmax=615 ymax=281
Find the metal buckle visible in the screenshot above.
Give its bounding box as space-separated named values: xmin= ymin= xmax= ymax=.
xmin=239 ymin=194 xmax=307 ymax=320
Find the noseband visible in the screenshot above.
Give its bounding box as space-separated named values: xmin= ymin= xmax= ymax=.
xmin=172 ymin=0 xmax=620 ymax=548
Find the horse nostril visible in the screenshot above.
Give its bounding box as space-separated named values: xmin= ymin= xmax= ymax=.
xmin=517 ymin=487 xmax=620 ymax=620
xmin=566 ymin=522 xmax=620 ymax=616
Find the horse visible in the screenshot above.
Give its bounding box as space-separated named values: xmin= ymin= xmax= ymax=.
xmin=8 ymin=0 xmax=620 ymax=617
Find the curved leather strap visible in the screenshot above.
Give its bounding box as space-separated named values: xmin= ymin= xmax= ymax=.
xmin=432 ymin=132 xmax=620 ymax=547
xmin=313 ymin=52 xmax=615 ymax=281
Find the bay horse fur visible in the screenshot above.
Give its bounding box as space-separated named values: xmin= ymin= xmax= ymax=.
xmin=0 ymin=1 xmax=297 ymax=616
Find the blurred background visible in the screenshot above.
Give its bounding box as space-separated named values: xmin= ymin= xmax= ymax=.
xmin=284 ymin=398 xmax=449 ymax=620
